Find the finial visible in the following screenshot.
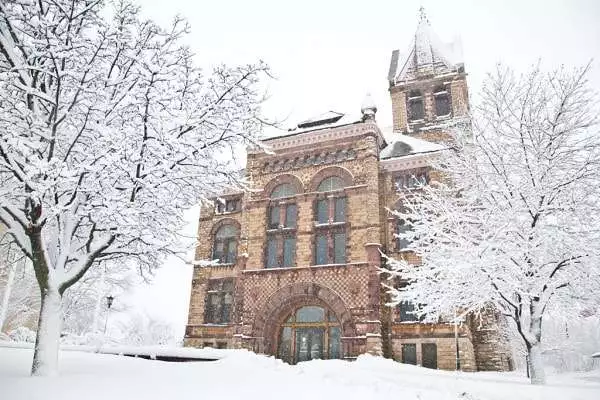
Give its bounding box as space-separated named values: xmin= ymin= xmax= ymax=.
xmin=418 ymin=5 xmax=429 ymax=24
xmin=361 ymin=93 xmax=377 ymax=121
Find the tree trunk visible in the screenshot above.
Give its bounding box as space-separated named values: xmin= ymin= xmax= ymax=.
xmin=526 ymin=341 xmax=545 ymax=384
xmin=31 ymin=287 xmax=62 ymax=376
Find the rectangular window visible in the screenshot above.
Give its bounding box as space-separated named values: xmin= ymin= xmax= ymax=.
xmin=315 ymin=234 xmax=328 ymax=265
xmin=409 ymin=99 xmax=424 ymax=121
xmin=225 ymin=199 xmax=238 ymax=212
xmin=269 ymin=206 xmax=280 ymax=229
xmin=215 ymin=201 xmax=225 ymax=214
xmin=316 ymin=199 xmax=328 ymax=224
xmin=399 ymin=301 xmax=419 ymax=322
xmin=401 ymin=343 xmax=417 ymax=365
xmin=422 ymin=343 xmax=438 ymax=369
xmin=266 ymin=236 xmax=278 ymax=268
xmin=225 ymin=238 xmax=237 ymax=264
xmin=285 ymin=204 xmax=297 ymax=228
xmin=333 ymin=232 xmax=346 ymax=264
xmin=334 ymin=197 xmax=346 ymax=222
xmin=407 ymin=174 xmax=427 ymax=188
xmin=213 ymin=241 xmax=224 ymax=262
xmin=283 ymin=237 xmax=296 ymax=267
xmin=435 ymin=93 xmax=450 ymax=116
xmin=204 ymin=279 xmax=234 ymax=324
xmin=395 ymin=220 xmax=411 ymax=251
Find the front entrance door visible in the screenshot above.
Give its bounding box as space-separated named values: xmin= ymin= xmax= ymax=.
xmin=277 ymin=305 xmax=341 ymax=364
xmin=295 ymin=327 xmax=324 ymax=362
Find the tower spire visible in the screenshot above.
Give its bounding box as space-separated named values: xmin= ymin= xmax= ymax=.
xmin=418 ymin=5 xmax=429 ymax=24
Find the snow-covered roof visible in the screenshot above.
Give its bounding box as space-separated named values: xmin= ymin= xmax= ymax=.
xmin=388 ymin=10 xmax=464 ymax=85
xmin=380 ymin=126 xmax=447 ymax=160
xmin=263 ymin=111 xmax=364 ymax=141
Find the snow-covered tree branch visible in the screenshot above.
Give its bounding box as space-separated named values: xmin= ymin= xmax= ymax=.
xmin=386 ymin=63 xmax=600 ymax=385
xmin=0 ymin=0 xmax=270 ymax=376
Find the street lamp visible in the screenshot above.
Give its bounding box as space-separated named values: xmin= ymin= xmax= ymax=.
xmin=103 ymin=295 xmax=114 ymax=336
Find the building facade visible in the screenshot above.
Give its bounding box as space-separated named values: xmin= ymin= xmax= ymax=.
xmin=184 ymin=13 xmax=512 ymax=371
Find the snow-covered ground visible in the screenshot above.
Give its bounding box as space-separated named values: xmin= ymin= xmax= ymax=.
xmin=1 ymin=347 xmax=599 ymax=400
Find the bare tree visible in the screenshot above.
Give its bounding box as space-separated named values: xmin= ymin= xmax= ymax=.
xmin=0 ymin=0 xmax=269 ymax=375
xmin=387 ymin=64 xmax=600 ymax=384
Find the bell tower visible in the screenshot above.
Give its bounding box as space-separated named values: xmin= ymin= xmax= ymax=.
xmin=387 ymin=7 xmax=469 ymax=143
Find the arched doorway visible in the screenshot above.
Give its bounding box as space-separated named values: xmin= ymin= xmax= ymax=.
xmin=277 ymin=305 xmax=341 ymax=364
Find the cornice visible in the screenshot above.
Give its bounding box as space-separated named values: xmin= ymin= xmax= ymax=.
xmin=380 ymin=152 xmax=439 ymax=172
xmin=252 ymin=121 xmax=385 ymax=154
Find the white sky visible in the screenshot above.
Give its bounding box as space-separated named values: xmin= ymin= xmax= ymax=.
xmin=124 ymin=0 xmax=600 ymax=338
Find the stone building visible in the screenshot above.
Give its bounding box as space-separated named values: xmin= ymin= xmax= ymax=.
xmin=184 ymin=12 xmax=513 ymax=371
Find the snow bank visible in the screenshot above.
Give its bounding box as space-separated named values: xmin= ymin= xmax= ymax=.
xmin=0 ymin=340 xmax=230 ymax=360
xmin=0 ymin=347 xmax=599 ymax=400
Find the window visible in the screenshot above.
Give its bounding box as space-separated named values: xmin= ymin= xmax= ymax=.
xmin=422 ymin=343 xmax=438 ymax=369
xmin=314 ymin=176 xmax=347 ymax=265
xmin=215 ymin=198 xmax=240 ymax=214
xmin=212 ymin=225 xmax=238 ymax=264
xmin=401 ymin=343 xmax=417 ymax=365
xmin=271 ymin=183 xmax=297 ymax=199
xmin=399 ymin=301 xmax=419 ymax=322
xmin=395 ymin=170 xmax=428 ymax=190
xmin=204 ymin=279 xmax=234 ymax=324
xmin=395 ymin=219 xmax=413 ymax=251
xmin=434 ymin=86 xmax=451 ymax=117
xmin=316 ymin=176 xmax=344 ymax=192
xmin=265 ymin=183 xmax=298 ymax=268
xmin=407 ymin=90 xmax=424 ymax=121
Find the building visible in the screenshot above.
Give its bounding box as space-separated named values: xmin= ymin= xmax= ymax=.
xmin=184 ymin=11 xmax=512 ymax=371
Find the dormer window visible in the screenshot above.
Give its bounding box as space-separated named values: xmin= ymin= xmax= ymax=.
xmin=407 ymin=90 xmax=424 ymax=121
xmin=395 ymin=169 xmax=428 ymax=190
xmin=434 ymin=85 xmax=451 ymax=117
xmin=216 ymin=198 xmax=241 ymax=214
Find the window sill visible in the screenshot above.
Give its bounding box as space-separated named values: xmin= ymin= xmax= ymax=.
xmin=313 ymin=221 xmax=346 ymax=227
xmin=243 ymin=262 xmax=369 ymax=274
xmin=208 ymin=262 xmax=236 ymax=268
xmin=434 ymin=114 xmax=452 ymax=120
xmin=266 ymin=227 xmax=296 ymax=233
xmin=214 ymin=210 xmax=242 ymax=216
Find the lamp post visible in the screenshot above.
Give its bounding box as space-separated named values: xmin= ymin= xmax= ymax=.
xmin=103 ymin=295 xmax=114 ymax=336
xmin=454 ymin=311 xmax=461 ymax=371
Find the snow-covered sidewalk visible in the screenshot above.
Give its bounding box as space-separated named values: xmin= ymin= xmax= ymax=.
xmin=1 ymin=347 xmax=599 ymax=400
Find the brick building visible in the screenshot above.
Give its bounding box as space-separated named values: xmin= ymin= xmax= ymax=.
xmin=184 ymin=12 xmax=512 ymax=371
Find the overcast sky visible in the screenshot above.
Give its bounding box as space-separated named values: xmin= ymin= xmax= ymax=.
xmin=123 ymin=0 xmax=600 ymax=338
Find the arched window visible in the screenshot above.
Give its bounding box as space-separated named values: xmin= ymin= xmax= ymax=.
xmin=316 ymin=176 xmax=344 ymax=192
xmin=212 ymin=225 xmax=238 ymax=264
xmin=433 ymin=85 xmax=451 ymax=117
xmin=277 ymin=306 xmax=341 ymax=363
xmin=407 ymin=90 xmax=424 ymax=121
xmin=270 ymin=183 xmax=297 ymax=199
xmin=265 ymin=183 xmax=298 ymax=268
xmin=314 ymin=176 xmax=347 ymax=265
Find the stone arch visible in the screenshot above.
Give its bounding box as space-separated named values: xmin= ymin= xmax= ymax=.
xmin=262 ymin=173 xmax=304 ymax=198
xmin=209 ymin=217 xmax=241 ymax=236
xmin=252 ymin=282 xmax=356 ymax=354
xmin=308 ymin=166 xmax=354 ymax=192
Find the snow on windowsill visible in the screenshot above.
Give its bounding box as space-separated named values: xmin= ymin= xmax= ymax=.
xmin=243 ymin=262 xmax=368 ymax=273
xmin=313 ymin=221 xmax=346 ymax=227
